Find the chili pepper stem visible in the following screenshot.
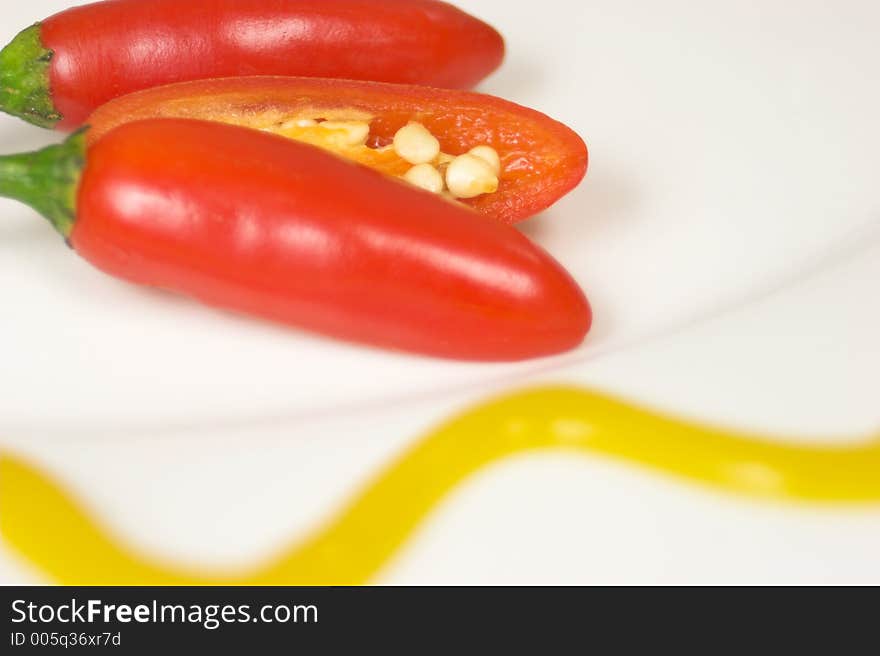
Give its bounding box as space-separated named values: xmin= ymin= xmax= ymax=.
xmin=0 ymin=23 xmax=61 ymax=129
xmin=0 ymin=129 xmax=86 ymax=238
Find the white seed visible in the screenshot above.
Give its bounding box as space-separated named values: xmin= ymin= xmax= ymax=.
xmin=445 ymin=153 xmax=499 ymax=198
xmin=279 ymin=117 xmax=318 ymax=130
xmin=403 ymin=164 xmax=445 ymax=194
xmin=319 ymin=120 xmax=371 ymax=146
xmin=393 ymin=122 xmax=441 ymax=164
xmin=468 ymin=145 xmax=501 ymax=176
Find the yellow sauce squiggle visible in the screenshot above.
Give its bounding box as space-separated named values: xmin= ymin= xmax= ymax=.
xmin=2 ymin=387 xmax=878 ymax=585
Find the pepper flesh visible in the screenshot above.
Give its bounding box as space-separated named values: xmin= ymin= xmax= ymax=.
xmin=22 ymin=0 xmax=504 ymax=129
xmin=2 ymin=119 xmax=591 ymax=361
xmin=87 ymin=77 xmax=588 ymax=223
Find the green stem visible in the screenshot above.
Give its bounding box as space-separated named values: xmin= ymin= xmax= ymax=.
xmin=0 ymin=129 xmax=87 ymax=238
xmin=0 ymin=23 xmax=62 ymax=128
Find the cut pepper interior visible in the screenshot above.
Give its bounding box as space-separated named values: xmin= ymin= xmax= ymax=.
xmin=86 ymin=77 xmax=589 ymax=223
xmin=266 ymin=116 xmax=500 ymax=201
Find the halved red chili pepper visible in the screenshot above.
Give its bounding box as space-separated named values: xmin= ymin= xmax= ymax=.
xmin=85 ymin=76 xmax=588 ymax=224
xmin=0 ymin=119 xmax=591 ymax=361
xmin=0 ymin=0 xmax=504 ymax=130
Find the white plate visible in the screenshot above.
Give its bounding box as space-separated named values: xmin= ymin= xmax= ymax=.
xmin=1 ymin=0 xmax=878 ymax=584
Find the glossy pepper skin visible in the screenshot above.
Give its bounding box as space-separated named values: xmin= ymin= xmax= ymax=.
xmin=0 ymin=120 xmax=590 ymax=361
xmin=86 ymin=76 xmax=588 ymax=224
xmin=0 ymin=0 xmax=505 ymax=130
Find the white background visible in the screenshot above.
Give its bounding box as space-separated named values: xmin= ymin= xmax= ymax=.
xmin=0 ymin=0 xmax=878 ymax=583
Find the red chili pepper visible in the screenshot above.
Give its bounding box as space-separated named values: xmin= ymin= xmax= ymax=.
xmin=85 ymin=76 xmax=588 ymax=224
xmin=0 ymin=120 xmax=591 ymax=361
xmin=0 ymin=0 xmax=504 ymax=130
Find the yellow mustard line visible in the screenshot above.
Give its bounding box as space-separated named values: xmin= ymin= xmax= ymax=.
xmin=2 ymin=386 xmax=879 ymax=585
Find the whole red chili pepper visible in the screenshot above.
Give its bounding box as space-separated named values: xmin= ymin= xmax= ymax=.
xmin=0 ymin=0 xmax=504 ymax=130
xmin=0 ymin=119 xmax=590 ymax=361
xmin=85 ymin=76 xmax=588 ymax=224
